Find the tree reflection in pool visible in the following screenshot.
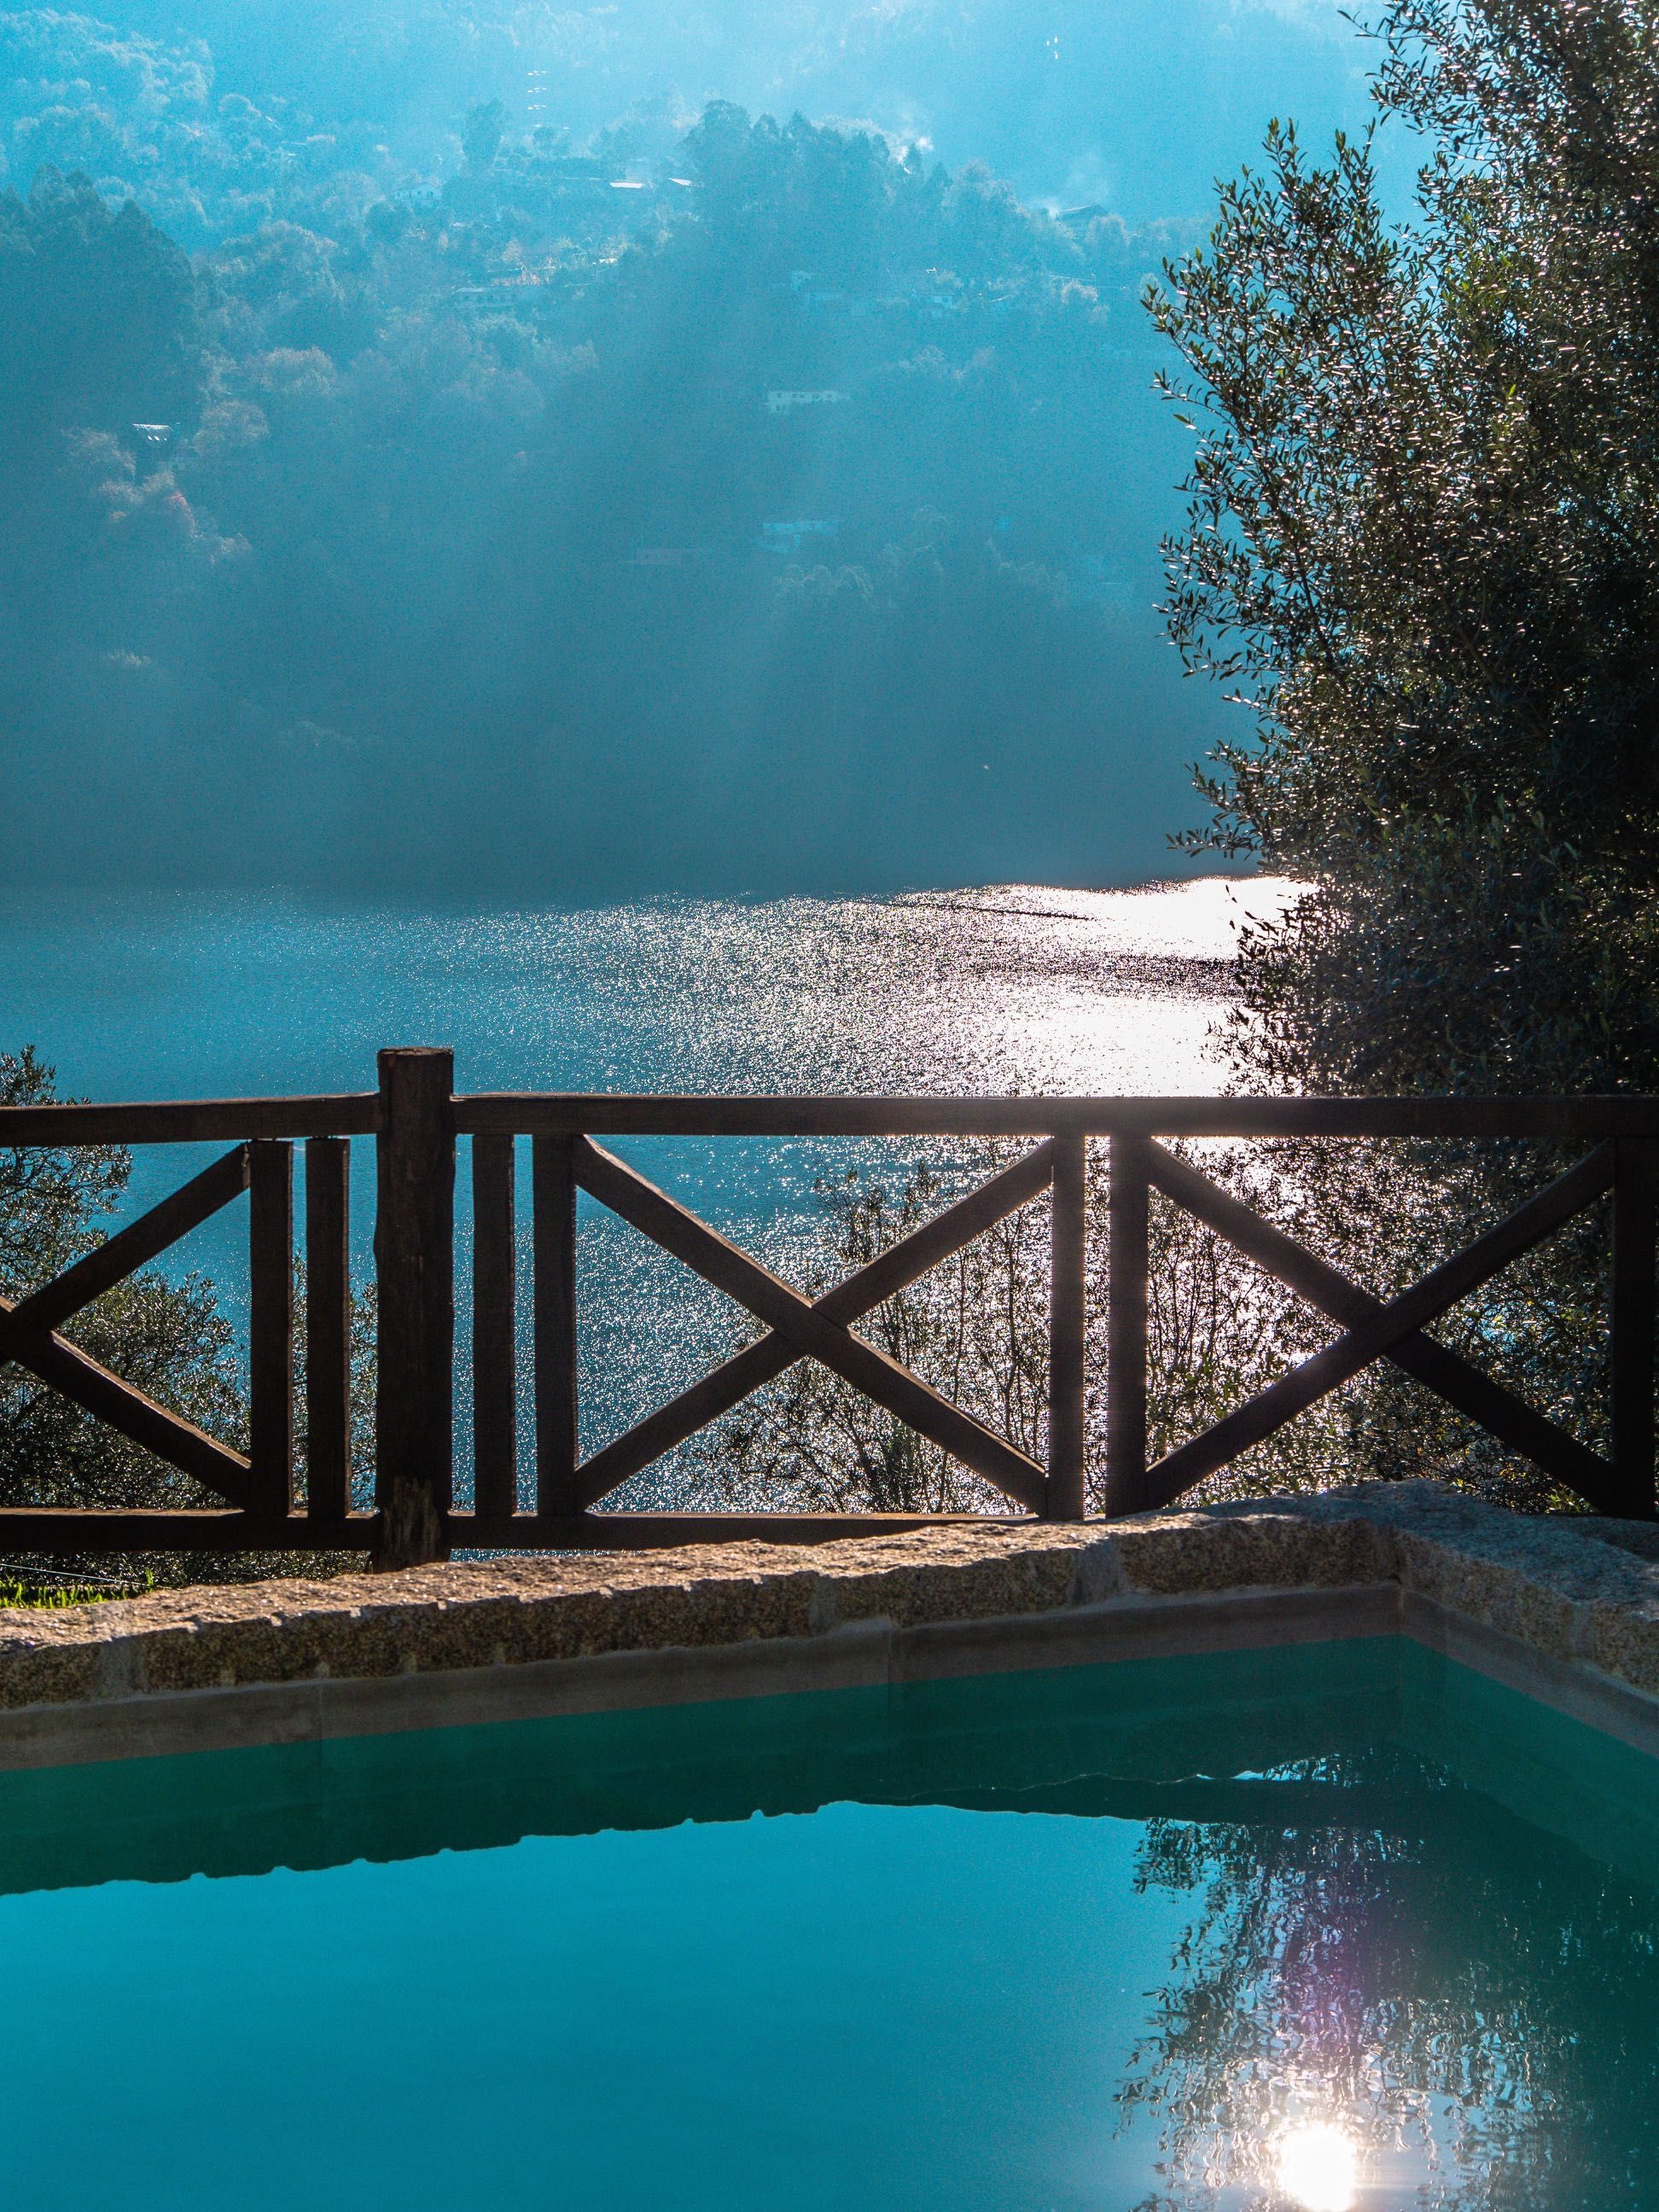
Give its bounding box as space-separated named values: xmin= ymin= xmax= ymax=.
xmin=1117 ymin=1732 xmax=1658 ymax=2206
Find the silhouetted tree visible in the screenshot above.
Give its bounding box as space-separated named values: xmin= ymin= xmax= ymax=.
xmin=463 ymin=99 xmax=507 ymax=173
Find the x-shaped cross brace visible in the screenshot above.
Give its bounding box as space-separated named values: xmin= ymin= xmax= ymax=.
xmin=1139 ymin=1141 xmax=1617 ymax=1510
xmin=573 ymin=1138 xmax=1054 ymax=1512
xmin=0 ymin=1146 xmax=253 ymax=1504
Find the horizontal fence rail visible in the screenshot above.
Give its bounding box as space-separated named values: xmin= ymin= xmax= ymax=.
xmin=0 ymin=1049 xmax=1653 ymax=1566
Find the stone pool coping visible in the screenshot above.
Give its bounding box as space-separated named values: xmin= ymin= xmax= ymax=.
xmin=0 ymin=1481 xmax=1656 ymax=1769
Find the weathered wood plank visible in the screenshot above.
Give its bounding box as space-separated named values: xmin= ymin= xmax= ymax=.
xmin=575 ymin=1142 xmax=1057 ymax=1507
xmin=573 ymin=1139 xmax=1049 ymax=1511
xmin=471 ymin=1132 xmax=519 ymax=1519
xmin=0 ymin=1097 xmax=380 ymax=1145
xmin=1611 ymin=1137 xmax=1658 ymax=1520
xmin=1145 ymin=1141 xmax=1620 ymax=1512
xmin=1105 ymin=1132 xmax=1150 ymax=1516
xmin=0 ymin=1508 xmax=374 ymax=1551
xmin=374 ymin=1049 xmax=455 ymax=1569
xmin=0 ymin=1507 xmax=1004 ymax=1552
xmin=3 ymin=1087 xmax=1658 ymax=1145
xmin=305 ymin=1137 xmax=352 ymax=1522
xmin=0 ymin=1297 xmax=251 ymax=1504
xmin=1046 ymin=1135 xmax=1088 ymax=1519
xmin=12 ymin=1145 xmax=251 ymax=1334
xmin=456 ymin=1094 xmax=1659 ymax=1141
xmin=533 ymin=1137 xmax=579 ymax=1516
xmin=451 ymin=1512 xmax=1033 ymax=1548
xmin=5 ymin=1064 xmax=1652 ymax=1557
xmin=248 ymin=1140 xmax=294 ymax=1517
xmin=1143 ymin=1145 xmax=1616 ymax=1508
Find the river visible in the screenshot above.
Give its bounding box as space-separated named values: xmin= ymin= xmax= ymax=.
xmin=2 ymin=876 xmax=1292 ymax=1496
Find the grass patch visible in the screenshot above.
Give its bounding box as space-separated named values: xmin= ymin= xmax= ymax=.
xmin=0 ymin=1569 xmax=153 ymax=1610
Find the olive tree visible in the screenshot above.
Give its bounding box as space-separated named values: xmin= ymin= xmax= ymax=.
xmin=1138 ymin=0 xmax=1659 ymax=1497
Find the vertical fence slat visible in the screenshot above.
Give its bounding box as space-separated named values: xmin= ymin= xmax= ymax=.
xmin=473 ymin=1132 xmax=519 ymax=1517
xmin=1104 ymin=1130 xmax=1150 ymax=1516
xmin=305 ymin=1136 xmax=351 ymax=1521
xmin=375 ymin=1047 xmax=455 ymax=1568
xmin=1612 ymin=1136 xmax=1657 ymax=1519
xmin=248 ymin=1138 xmax=294 ymax=1517
xmin=1046 ymin=1134 xmax=1088 ymax=1518
xmin=533 ymin=1134 xmax=579 ymax=1516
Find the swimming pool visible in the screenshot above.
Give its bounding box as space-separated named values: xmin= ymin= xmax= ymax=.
xmin=1 ymin=1637 xmax=1653 ymax=2210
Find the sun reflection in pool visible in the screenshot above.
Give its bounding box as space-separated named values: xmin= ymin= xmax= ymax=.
xmin=1275 ymin=2122 xmax=1358 ymax=2211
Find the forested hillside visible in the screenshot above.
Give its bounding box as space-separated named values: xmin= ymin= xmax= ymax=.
xmin=0 ymin=1 xmax=1372 ymax=235
xmin=0 ymin=20 xmax=1226 ymax=894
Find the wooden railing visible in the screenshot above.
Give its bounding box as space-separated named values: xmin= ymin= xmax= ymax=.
xmin=1 ymin=1048 xmax=1654 ymax=1565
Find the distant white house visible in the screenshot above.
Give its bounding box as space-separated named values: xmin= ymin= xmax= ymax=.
xmin=761 ymin=519 xmax=840 ymax=550
xmin=783 ymin=273 xmax=872 ymax=317
xmin=1072 ymin=556 xmax=1138 ymax=616
xmin=627 ymin=545 xmax=714 ymax=569
xmin=452 ymin=278 xmax=542 ymax=318
xmin=763 ymin=388 xmax=850 ymax=416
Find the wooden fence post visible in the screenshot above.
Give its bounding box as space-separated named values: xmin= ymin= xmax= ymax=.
xmin=1104 ymin=1132 xmax=1150 ymax=1516
xmin=247 ymin=1139 xmax=294 ymax=1517
xmin=305 ymin=1136 xmax=352 ymax=1522
xmin=374 ymin=1048 xmax=455 ymax=1568
xmin=533 ymin=1136 xmax=579 ymax=1516
xmin=1046 ymin=1135 xmax=1087 ymax=1518
xmin=471 ymin=1132 xmax=519 ymax=1519
xmin=1612 ymin=1136 xmax=1657 ymax=1520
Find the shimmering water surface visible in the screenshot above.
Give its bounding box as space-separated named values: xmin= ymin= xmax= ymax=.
xmin=3 ymin=876 xmax=1292 ymax=1114
xmin=0 ymin=878 xmax=1293 ymax=1493
xmin=0 ymin=1639 xmax=1653 ymax=2210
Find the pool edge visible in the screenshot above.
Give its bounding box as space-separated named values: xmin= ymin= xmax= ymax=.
xmin=0 ymin=1481 xmax=1655 ymax=1773
xmin=0 ymin=1581 xmax=1402 ymax=1770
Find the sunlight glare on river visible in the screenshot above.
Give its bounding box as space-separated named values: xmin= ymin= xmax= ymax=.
xmin=0 ymin=875 xmax=1299 ymax=1107
xmin=0 ymin=876 xmax=1301 ymax=1480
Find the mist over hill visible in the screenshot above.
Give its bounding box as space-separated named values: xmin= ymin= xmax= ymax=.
xmin=0 ymin=1 xmax=1375 ymax=232
xmin=0 ymin=1 xmax=1377 ymax=899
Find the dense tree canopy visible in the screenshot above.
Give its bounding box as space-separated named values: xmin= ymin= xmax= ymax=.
xmin=1153 ymin=0 xmax=1659 ymax=1098
xmin=0 ymin=1048 xmax=243 ymax=1520
xmin=0 ymin=170 xmax=198 ymax=451
xmin=1138 ymin=0 xmax=1659 ymax=1503
xmin=0 ymin=91 xmax=1211 ymax=897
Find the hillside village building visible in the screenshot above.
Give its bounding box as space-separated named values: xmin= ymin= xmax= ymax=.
xmin=763 ymin=389 xmax=850 ymax=416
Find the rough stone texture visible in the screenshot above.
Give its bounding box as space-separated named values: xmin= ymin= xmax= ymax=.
xmin=0 ymin=1483 xmax=1656 ymax=1724
xmin=1576 ymin=1516 xmax=1659 ymax=1564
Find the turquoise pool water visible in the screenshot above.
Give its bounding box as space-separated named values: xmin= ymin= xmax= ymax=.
xmin=1 ymin=1639 xmax=1654 ymax=2210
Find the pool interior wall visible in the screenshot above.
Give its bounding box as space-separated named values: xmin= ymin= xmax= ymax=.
xmin=3 ymin=1637 xmax=1654 ymax=1901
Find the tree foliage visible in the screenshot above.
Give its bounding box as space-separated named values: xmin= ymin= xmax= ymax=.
xmin=0 ymin=1048 xmax=244 ymax=1518
xmin=0 ymin=1047 xmax=375 ymax=1583
xmin=1150 ymin=0 xmax=1659 ymax=1102
xmin=0 ymin=103 xmax=1204 ymax=899
xmin=0 ymin=170 xmax=199 ymax=457
xmin=1117 ymin=0 xmax=1659 ymax=1502
xmin=707 ymin=4 xmax=1659 ymax=1519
